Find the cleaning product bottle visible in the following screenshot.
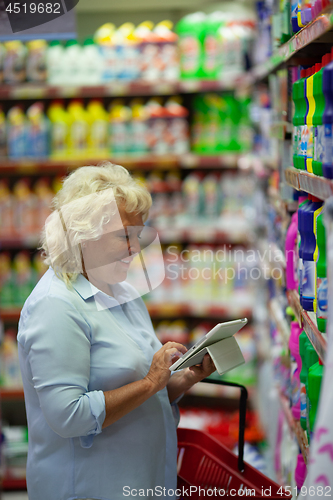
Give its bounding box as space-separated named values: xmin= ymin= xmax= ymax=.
xmin=93 ymin=23 xmax=116 ymax=82
xmin=34 ymin=177 xmax=54 ymax=233
xmin=300 ymin=336 xmax=310 ymax=430
xmin=295 ymin=453 xmax=307 ymax=490
xmin=3 ymin=41 xmax=26 ymax=84
xmin=7 ymin=105 xmax=27 ymax=159
xmin=306 ymin=66 xmax=316 ymax=173
xmin=0 ymin=329 xmax=22 ymax=387
xmin=308 ymin=358 xmax=324 ymax=440
xmin=299 ymin=69 xmax=310 ymax=170
xmin=298 ymin=196 xmax=311 ymax=301
xmin=176 ymin=12 xmax=206 ymax=79
xmin=305 ymin=343 xmax=319 ymax=441
xmin=26 ymin=102 xmax=50 ymax=159
xmin=46 ymin=40 xmax=64 ymax=85
xmin=153 ymin=20 xmax=179 ymax=82
xmin=109 ymin=99 xmax=131 ymax=155
xmin=114 ymin=23 xmax=139 ymax=81
xmin=316 ymin=210 xmax=327 ymax=333
xmin=165 ymin=96 xmax=190 ymax=154
xmin=12 ymin=178 xmax=36 ymax=236
xmin=292 ymin=68 xmax=307 ymax=169
xmin=63 ymin=40 xmax=82 ymax=86
xmin=291 ymin=0 xmax=301 ymax=33
xmin=301 ymin=195 xmax=323 ymax=312
xmin=202 ymin=12 xmax=224 ymax=80
xmin=0 ymin=252 xmax=14 ymax=308
xmin=0 ymin=105 xmax=7 ymax=158
xmin=87 ymin=99 xmax=109 ymax=158
xmin=67 ymin=100 xmax=90 ymax=159
xmin=12 ymin=251 xmax=35 ymax=307
xmin=322 ymin=50 xmax=333 ymax=178
xmin=313 ymin=54 xmax=331 ymax=176
xmin=285 ymin=211 xmax=298 ymax=290
xmin=26 ymin=39 xmax=47 ymax=83
xmin=0 ymin=179 xmax=14 ymax=237
xmin=81 ymin=38 xmax=102 ymax=86
xmin=134 ymin=21 xmax=158 ymax=82
xmin=47 ymin=100 xmax=70 ymax=159
xmin=129 ymin=99 xmax=149 ymax=154
xmin=289 ymin=321 xmax=303 ymax=419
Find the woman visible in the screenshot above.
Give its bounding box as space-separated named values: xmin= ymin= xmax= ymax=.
xmin=17 ymin=163 xmax=216 ymax=500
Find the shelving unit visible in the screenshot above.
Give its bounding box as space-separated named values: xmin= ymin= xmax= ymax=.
xmin=285 ymin=166 xmax=333 ymax=200
xmin=279 ymin=392 xmax=309 ymax=465
xmin=249 ymin=6 xmax=333 ymax=84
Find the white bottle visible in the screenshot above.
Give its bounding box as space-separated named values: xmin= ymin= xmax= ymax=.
xmin=81 ymin=38 xmax=102 ymax=86
xmin=62 ymin=39 xmax=82 ymax=86
xmin=46 ymin=40 xmax=64 ymax=86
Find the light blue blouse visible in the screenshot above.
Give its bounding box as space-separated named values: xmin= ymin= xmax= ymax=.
xmin=17 ymin=268 xmax=179 ymax=500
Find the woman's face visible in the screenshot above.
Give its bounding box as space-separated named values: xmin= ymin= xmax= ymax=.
xmin=81 ymin=202 xmax=144 ymax=293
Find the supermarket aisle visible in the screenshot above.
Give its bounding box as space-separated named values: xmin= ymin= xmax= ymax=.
xmin=2 ymin=494 xmax=28 ymax=499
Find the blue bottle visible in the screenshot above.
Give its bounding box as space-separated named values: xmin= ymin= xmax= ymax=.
xmin=301 ymin=195 xmax=323 ymax=312
xmin=298 ymin=196 xmax=311 ymax=302
xmin=322 ymin=52 xmax=333 ymax=179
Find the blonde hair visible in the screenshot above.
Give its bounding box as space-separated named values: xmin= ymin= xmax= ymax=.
xmin=40 ymin=163 xmax=152 ymax=287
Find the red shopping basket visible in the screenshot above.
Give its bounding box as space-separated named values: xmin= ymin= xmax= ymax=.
xmin=177 ymin=379 xmax=292 ymax=500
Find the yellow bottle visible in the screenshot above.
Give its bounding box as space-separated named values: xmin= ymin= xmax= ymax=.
xmin=87 ymin=100 xmax=109 ymax=158
xmin=47 ymin=101 xmax=70 ymax=160
xmin=67 ymin=100 xmax=90 ymax=159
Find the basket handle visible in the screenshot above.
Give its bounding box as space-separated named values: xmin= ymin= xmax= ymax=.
xmin=200 ymin=378 xmax=248 ymax=473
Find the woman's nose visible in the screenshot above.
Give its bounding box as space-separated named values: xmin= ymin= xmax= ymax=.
xmin=127 ymin=235 xmax=141 ymax=256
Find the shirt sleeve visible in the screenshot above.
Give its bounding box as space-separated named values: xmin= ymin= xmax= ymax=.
xmin=18 ymin=295 xmax=106 ymax=444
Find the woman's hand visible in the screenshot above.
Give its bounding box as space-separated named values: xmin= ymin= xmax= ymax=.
xmin=184 ymin=353 xmax=216 ymax=385
xmin=144 ymin=342 xmax=187 ymax=392
xmin=167 ymin=354 xmax=217 ymax=403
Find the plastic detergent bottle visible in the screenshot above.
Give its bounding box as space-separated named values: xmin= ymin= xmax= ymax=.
xmin=176 ymin=12 xmax=206 ymax=79
xmin=291 ymin=0 xmax=301 ymax=32
xmin=295 ymin=453 xmax=307 ymax=489
xmin=299 ymin=335 xmax=310 ymax=430
xmin=306 ymin=66 xmax=316 ymax=172
xmin=305 ymin=343 xmax=319 ymax=441
xmin=26 ymin=39 xmax=47 ymax=83
xmin=202 ymin=12 xmax=224 ymax=80
xmin=292 ymin=68 xmax=302 ymax=169
xmin=47 ymin=100 xmax=70 ymax=159
xmin=67 ymin=100 xmax=89 ymax=159
xmin=7 ymin=105 xmax=27 ymax=159
xmin=26 ymin=102 xmax=49 ymax=158
xmin=301 ymin=195 xmax=323 ymax=312
xmin=87 ymin=100 xmax=108 ymax=158
xmin=298 ymin=196 xmax=311 ymax=301
xmin=316 ymin=210 xmax=327 ymax=333
xmin=93 ymin=23 xmax=116 ymax=82
xmin=109 ymin=99 xmax=131 ymax=154
xmin=322 ymin=50 xmax=333 ymax=178
xmin=295 ymin=69 xmax=308 ymax=169
xmin=81 ymin=38 xmax=102 ymax=86
xmin=285 ymin=211 xmax=298 ymax=290
xmin=46 ymin=40 xmax=64 ymax=86
xmin=63 ymin=40 xmax=82 ymax=86
xmin=129 ymin=99 xmax=148 ymax=154
xmin=289 ymin=321 xmax=303 ymax=419
xmin=308 ymin=358 xmax=324 ymax=440
xmin=313 ymin=54 xmax=331 ymax=176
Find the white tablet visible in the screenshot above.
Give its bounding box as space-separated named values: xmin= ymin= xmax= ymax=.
xmin=169 ymin=318 xmax=248 ymax=371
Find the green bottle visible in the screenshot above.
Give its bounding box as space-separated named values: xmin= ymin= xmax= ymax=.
xmin=305 ymin=343 xmax=319 ymax=441
xmin=176 ymin=12 xmax=206 ymax=79
xmin=202 ymin=12 xmax=224 ymax=80
xmin=316 ymin=211 xmax=327 ymax=333
xmin=299 ymin=333 xmax=309 ymax=430
xmin=293 ymin=69 xmax=307 ymax=170
xmin=313 ymin=54 xmax=331 ymax=176
xmin=308 ymin=359 xmax=324 ymax=441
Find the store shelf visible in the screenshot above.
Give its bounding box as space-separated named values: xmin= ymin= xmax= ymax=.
xmin=0 ymin=77 xmax=242 ymax=101
xmin=0 ymin=153 xmax=245 ymax=175
xmin=279 ymin=391 xmax=309 ymax=465
xmin=286 ymin=289 xmax=327 ymax=363
xmin=251 ymin=7 xmax=333 ymax=82
xmin=285 ymin=166 xmax=333 ymax=199
xmin=269 ymin=298 xmax=290 ymax=349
